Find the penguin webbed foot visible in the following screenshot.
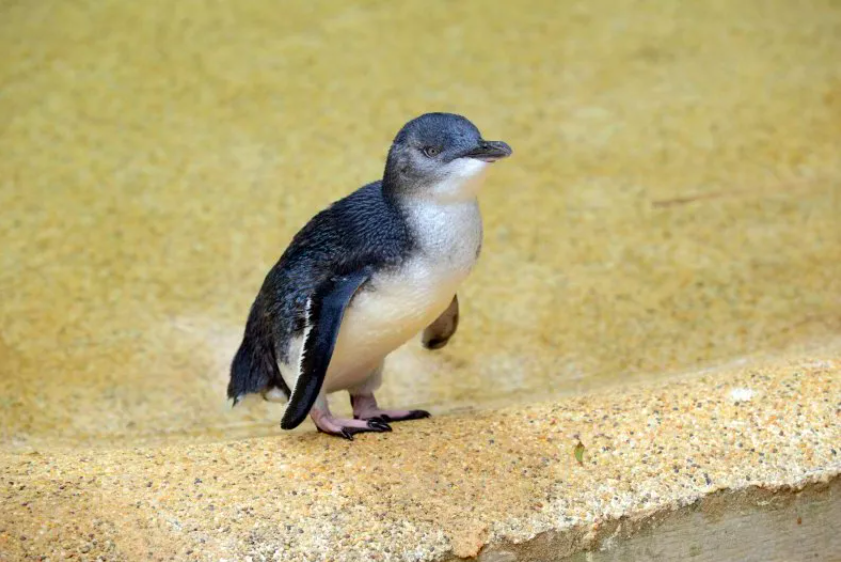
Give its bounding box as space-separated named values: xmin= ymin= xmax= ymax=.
xmin=351 ymin=394 xmax=431 ymax=424
xmin=367 ymin=410 xmax=431 ymax=423
xmin=310 ymin=409 xmax=392 ymax=440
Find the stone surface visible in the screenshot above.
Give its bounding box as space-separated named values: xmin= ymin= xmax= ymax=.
xmin=1 ymin=0 xmax=841 ymax=560
xmin=1 ymin=343 xmax=840 ymax=560
xmin=555 ymin=481 xmax=841 ymax=562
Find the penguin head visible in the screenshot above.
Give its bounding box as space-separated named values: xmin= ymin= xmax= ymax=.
xmin=383 ymin=113 xmax=512 ymax=199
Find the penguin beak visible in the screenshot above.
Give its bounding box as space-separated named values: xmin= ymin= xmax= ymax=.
xmin=462 ymin=140 xmax=513 ymax=162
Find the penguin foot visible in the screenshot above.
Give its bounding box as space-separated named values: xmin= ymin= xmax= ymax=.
xmin=368 ymin=410 xmax=431 ymax=423
xmin=351 ymin=394 xmax=431 ymax=424
xmin=310 ymin=409 xmax=392 ymax=440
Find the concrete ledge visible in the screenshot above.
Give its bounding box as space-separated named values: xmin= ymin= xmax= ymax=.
xmin=473 ymin=479 xmax=841 ymax=562
xmin=2 ymin=341 xmax=839 ymax=561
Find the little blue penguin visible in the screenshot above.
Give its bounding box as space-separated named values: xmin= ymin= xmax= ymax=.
xmin=227 ymin=112 xmax=512 ymax=439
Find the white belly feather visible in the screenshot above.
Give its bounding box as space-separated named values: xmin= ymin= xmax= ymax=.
xmin=280 ymin=160 xmax=488 ymax=397
xmin=325 ymin=196 xmax=482 ymax=392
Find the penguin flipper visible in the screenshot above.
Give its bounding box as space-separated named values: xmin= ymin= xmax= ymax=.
xmin=422 ymin=294 xmax=459 ymax=350
xmin=280 ymin=268 xmax=372 ymax=430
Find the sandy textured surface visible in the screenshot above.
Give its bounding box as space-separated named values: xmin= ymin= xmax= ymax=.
xmin=2 ymin=342 xmax=840 ymax=560
xmin=2 ymin=0 xmax=841 ymax=559
xmin=1 ymin=0 xmax=841 ymax=449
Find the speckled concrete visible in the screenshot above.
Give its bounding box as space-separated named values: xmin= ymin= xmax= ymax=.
xmin=2 ymin=342 xmax=839 ymax=560
xmin=2 ymin=0 xmax=841 ymax=559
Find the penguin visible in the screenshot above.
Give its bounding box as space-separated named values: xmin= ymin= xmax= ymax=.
xmin=227 ymin=112 xmax=512 ymax=439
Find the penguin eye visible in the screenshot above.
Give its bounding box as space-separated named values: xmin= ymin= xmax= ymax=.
xmin=422 ymin=146 xmax=440 ymax=158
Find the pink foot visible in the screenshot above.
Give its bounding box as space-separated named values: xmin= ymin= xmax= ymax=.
xmin=310 ymin=407 xmax=391 ymax=440
xmin=351 ymin=394 xmax=431 ymax=423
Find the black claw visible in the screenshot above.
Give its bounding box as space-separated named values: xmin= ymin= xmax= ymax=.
xmin=367 ymin=419 xmax=392 ymax=432
xmin=317 ymin=422 xmax=393 ymax=439
xmin=317 ymin=426 xmax=354 ymax=440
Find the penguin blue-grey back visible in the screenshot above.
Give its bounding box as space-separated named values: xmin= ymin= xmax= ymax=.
xmin=228 ymin=112 xmax=512 ymax=439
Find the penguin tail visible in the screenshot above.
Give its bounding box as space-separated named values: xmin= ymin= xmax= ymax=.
xmin=227 ymin=321 xmax=284 ymax=406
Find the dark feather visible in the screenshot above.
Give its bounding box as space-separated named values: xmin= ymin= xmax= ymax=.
xmin=280 ymin=268 xmax=372 ymax=430
xmin=229 ymin=181 xmax=414 ymax=400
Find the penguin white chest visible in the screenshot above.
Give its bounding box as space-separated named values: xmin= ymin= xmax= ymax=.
xmin=324 ymin=197 xmax=483 ymax=390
